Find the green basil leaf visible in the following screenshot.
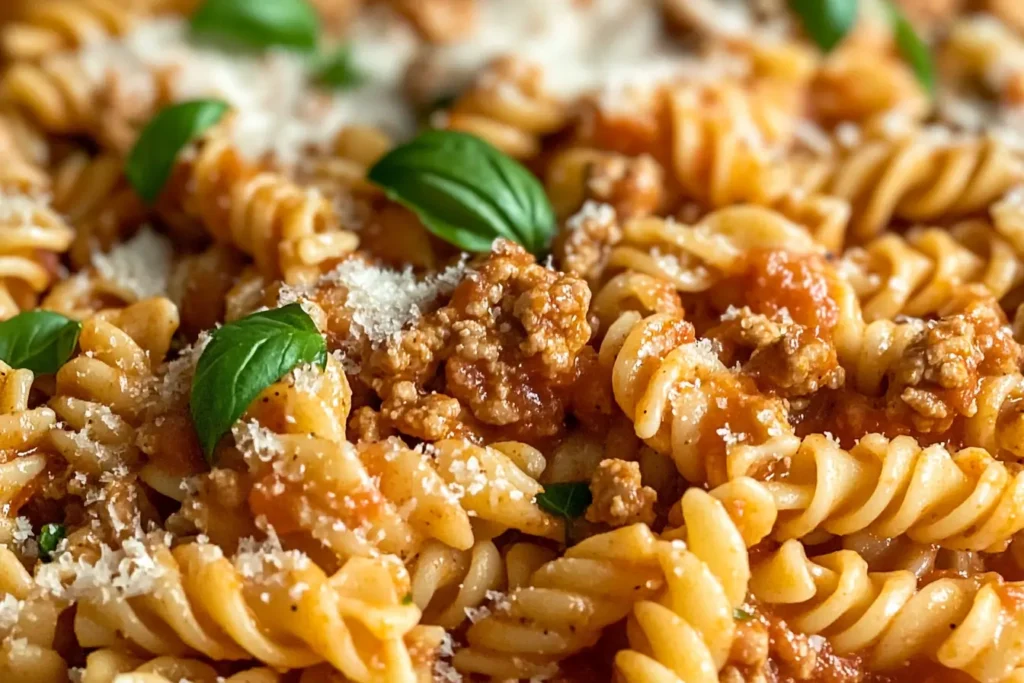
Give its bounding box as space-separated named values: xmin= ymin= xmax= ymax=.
xmin=536 ymin=481 xmax=592 ymax=520
xmin=402 ymin=593 xmax=414 ymax=605
xmin=788 ymin=0 xmax=858 ymax=52
xmin=38 ymin=523 xmax=65 ymax=561
xmin=734 ymin=607 xmax=754 ymax=621
xmin=315 ymin=44 xmax=364 ymax=89
xmin=0 ymin=311 xmax=81 ymax=374
xmin=190 ymin=303 xmax=326 ymax=462
xmin=190 ymin=0 xmax=319 ymax=51
xmin=367 ymin=130 xmax=556 ymax=255
xmin=885 ymin=0 xmax=935 ymax=95
xmin=126 ymin=99 xmax=229 ymax=203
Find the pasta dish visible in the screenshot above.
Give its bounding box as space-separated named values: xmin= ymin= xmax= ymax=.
xmin=2 ymin=0 xmax=1024 ymax=681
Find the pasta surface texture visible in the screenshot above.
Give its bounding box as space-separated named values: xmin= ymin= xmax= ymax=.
xmin=4 ymin=1 xmax=1024 ymax=682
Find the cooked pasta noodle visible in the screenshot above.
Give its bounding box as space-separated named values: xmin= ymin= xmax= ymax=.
xmin=49 ymin=298 xmax=179 ymax=477
xmin=796 ymin=130 xmax=1024 ymax=242
xmin=0 ymin=1 xmax=1022 ymax=681
xmin=599 ymin=311 xmax=793 ymax=484
xmin=604 ymin=208 xmax=820 ymax=294
xmin=64 ymin=536 xmax=425 ymax=682
xmin=441 ymin=57 xmax=567 ymax=160
xmin=0 ymin=188 xmax=74 ymax=320
xmin=163 ymin=119 xmax=356 ymax=283
xmin=452 ymin=524 xmax=663 ymax=680
xmin=731 ymin=433 xmax=1024 ymax=551
xmin=616 ymin=488 xmax=750 ymax=683
xmin=753 ymin=539 xmax=1024 ymax=680
xmin=1 ymin=0 xmax=138 ymax=63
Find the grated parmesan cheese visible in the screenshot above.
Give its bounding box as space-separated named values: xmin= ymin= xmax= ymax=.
xmin=0 ymin=594 xmax=24 ymax=633
xmin=233 ymin=528 xmax=310 ymax=581
xmin=565 ymin=201 xmax=615 ymax=232
xmin=92 ymin=226 xmax=173 ymax=300
xmin=35 ymin=535 xmax=170 ymax=603
xmin=231 ymin=420 xmax=285 ymax=467
xmin=325 ymin=258 xmax=467 ymax=347
xmin=74 ymin=11 xmax=419 ymax=166
xmin=0 ymin=188 xmax=52 ymax=224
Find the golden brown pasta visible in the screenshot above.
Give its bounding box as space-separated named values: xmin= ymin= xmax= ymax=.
xmin=163 ymin=119 xmax=356 ymax=283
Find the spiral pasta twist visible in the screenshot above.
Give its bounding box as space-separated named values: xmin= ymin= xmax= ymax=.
xmin=164 ymin=120 xmax=355 ymax=283
xmin=67 ymin=538 xmax=424 ymax=682
xmin=0 ymin=361 xmax=56 ymax=546
xmin=48 ymin=298 xmax=180 ymax=477
xmin=249 ymin=434 xmax=564 ymax=560
xmin=668 ymin=80 xmax=795 ymax=208
xmin=797 ymin=130 xmax=1024 ymax=242
xmin=51 ymin=148 xmax=148 ymax=268
xmin=730 ymin=433 xmax=1024 ymax=551
xmin=1 ymin=0 xmax=137 ymax=63
xmin=297 ymin=125 xmax=392 ymax=198
xmin=0 ymin=546 xmax=66 ymax=682
xmin=409 ymin=539 xmax=502 ymax=629
xmin=409 ymin=538 xmax=559 ymax=632
xmin=590 ymin=270 xmax=684 ymax=334
xmin=841 ymin=221 xmax=1024 ymax=320
xmin=0 ymin=188 xmax=74 ymax=320
xmin=239 ymin=358 xmax=562 ymax=558
xmin=452 ymin=524 xmax=664 ymax=680
xmin=441 ymin=57 xmax=567 ymax=160
xmin=604 ymin=207 xmax=820 ymax=293
xmin=598 ymin=311 xmax=793 ymax=485
xmin=752 ymin=539 xmax=1024 ymax=681
xmin=616 ymin=488 xmax=751 ymax=683
xmin=0 ymin=54 xmax=96 ymax=135
xmin=544 ymin=147 xmax=665 ymax=221
xmin=81 ymin=648 xmax=281 ymax=683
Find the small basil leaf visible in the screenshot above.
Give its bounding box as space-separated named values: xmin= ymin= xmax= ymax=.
xmin=0 ymin=311 xmax=81 ymax=374
xmin=126 ymin=99 xmax=229 ymax=203
xmin=190 ymin=303 xmax=326 ymax=462
xmin=536 ymin=481 xmax=592 ymax=520
xmin=885 ymin=1 xmax=935 ymax=95
xmin=315 ymin=44 xmax=364 ymax=89
xmin=367 ymin=130 xmax=556 ymax=255
xmin=788 ymin=0 xmax=858 ymax=52
xmin=402 ymin=593 xmax=414 ymax=605
xmin=734 ymin=607 xmax=754 ymax=621
xmin=190 ymin=0 xmax=319 ymax=51
xmin=38 ymin=523 xmax=66 ymax=561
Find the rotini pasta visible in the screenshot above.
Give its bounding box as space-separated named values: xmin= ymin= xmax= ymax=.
xmin=599 ymin=311 xmax=793 ymax=485
xmin=440 ymin=56 xmax=567 ymax=160
xmin=731 ymin=433 xmax=1024 ymax=551
xmin=0 ymin=1 xmax=1022 ymax=681
xmin=752 ymin=539 xmax=1024 ymax=681
xmin=163 ymin=119 xmax=357 ymax=283
xmin=616 ymin=488 xmax=751 ymax=683
xmin=452 ymin=524 xmax=663 ymax=680
xmin=796 ymin=130 xmax=1024 ymax=242
xmin=1 ymin=0 xmax=137 ymax=63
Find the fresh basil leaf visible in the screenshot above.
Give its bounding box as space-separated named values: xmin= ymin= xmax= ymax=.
xmin=367 ymin=130 xmax=556 ymax=255
xmin=190 ymin=303 xmax=326 ymax=462
xmin=190 ymin=0 xmax=319 ymax=51
xmin=885 ymin=0 xmax=935 ymax=95
xmin=126 ymin=99 xmax=229 ymax=203
xmin=536 ymin=481 xmax=592 ymax=520
xmin=315 ymin=44 xmax=364 ymax=89
xmin=0 ymin=311 xmax=81 ymax=374
xmin=402 ymin=593 xmax=414 ymax=605
xmin=788 ymin=0 xmax=858 ymax=52
xmin=734 ymin=607 xmax=754 ymax=621
xmin=38 ymin=523 xmax=65 ymax=561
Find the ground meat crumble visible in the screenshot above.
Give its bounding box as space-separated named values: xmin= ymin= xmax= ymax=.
xmin=585 ymin=458 xmax=657 ymax=527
